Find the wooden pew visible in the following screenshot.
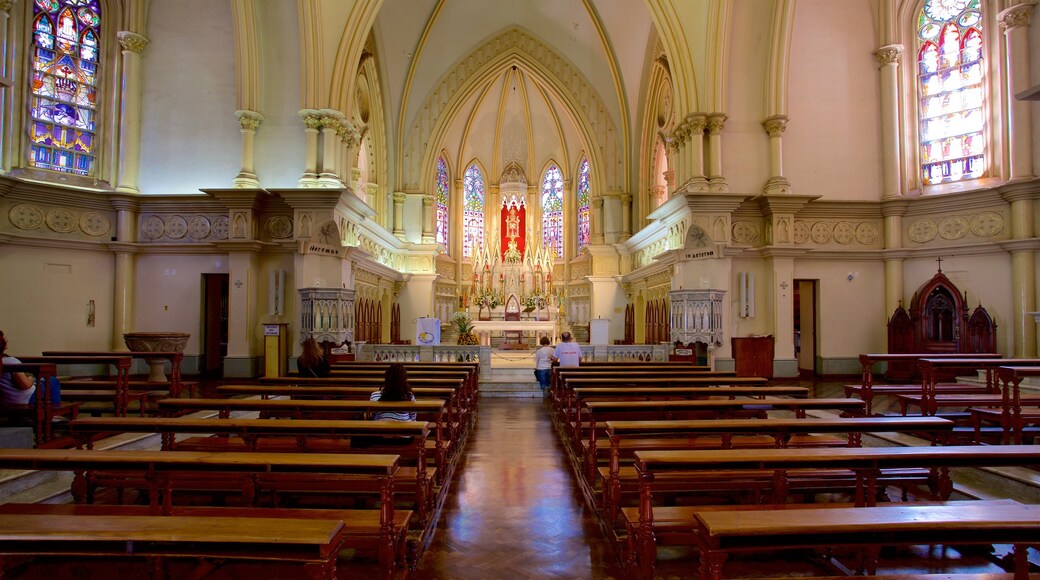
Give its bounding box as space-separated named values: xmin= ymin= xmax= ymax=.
xmin=630 ymin=446 xmax=1040 ymax=579
xmin=917 ymin=358 xmax=1040 ymax=416
xmin=43 ymin=350 xmax=189 ymax=397
xmin=970 ymin=366 xmax=1040 ymax=444
xmin=16 ymin=355 xmax=134 ymax=416
xmin=325 ymin=361 xmax=480 ymax=404
xmin=560 ymin=385 xmax=809 ymax=436
xmin=693 ymin=504 xmax=1038 ymax=580
xmin=0 ymin=503 xmax=413 ymax=577
xmin=845 ymin=353 xmax=1002 ymax=414
xmin=578 ymin=398 xmax=866 ymax=479
xmin=0 ymin=513 xmax=348 ymax=579
xmin=68 ymin=416 xmax=437 ymax=524
xmin=0 ymin=362 xmax=79 ymax=445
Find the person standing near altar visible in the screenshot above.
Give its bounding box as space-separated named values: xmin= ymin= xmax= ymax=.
xmin=552 ymin=332 xmax=582 ymax=367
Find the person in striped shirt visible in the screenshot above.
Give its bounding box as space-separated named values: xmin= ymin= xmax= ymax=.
xmin=369 ymin=363 xmax=416 ymax=421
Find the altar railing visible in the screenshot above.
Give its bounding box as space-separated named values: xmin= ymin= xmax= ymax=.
xmin=357 ymin=343 xmax=490 ymax=374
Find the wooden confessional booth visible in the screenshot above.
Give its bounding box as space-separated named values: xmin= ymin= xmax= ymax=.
xmin=885 ymin=267 xmax=997 ymax=380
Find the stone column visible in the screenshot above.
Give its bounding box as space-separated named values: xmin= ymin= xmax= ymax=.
xmin=874 ymin=45 xmax=904 ymax=198
xmin=421 ymin=194 xmax=435 ymax=243
xmin=392 ymin=191 xmax=406 ymax=240
xmin=318 ymin=110 xmax=342 ymax=187
xmin=620 ymin=194 xmax=632 ymax=242
xmin=591 ymin=196 xmax=604 ymax=245
xmin=669 ymin=123 xmax=685 ymax=194
xmin=762 ymin=115 xmax=791 ymax=194
xmin=233 ymin=110 xmax=263 ymax=188
xmin=706 ymin=113 xmax=728 ymax=192
xmin=881 ymin=201 xmax=907 ymax=323
xmin=1003 ymin=185 xmax=1037 ymax=357
xmin=298 ymin=110 xmax=321 ymax=187
xmin=1000 ymin=4 xmax=1035 ymax=180
xmin=684 ymin=114 xmax=708 ymax=192
xmin=109 ymin=198 xmax=138 ymax=351
xmin=115 ymin=32 xmax=149 ymax=194
xmin=0 ymin=1 xmax=13 ymax=169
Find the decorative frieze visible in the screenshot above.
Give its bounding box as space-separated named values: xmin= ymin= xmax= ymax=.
xmin=8 ymin=203 xmax=113 ymax=238
xmin=138 ymin=214 xmax=231 ymax=242
xmin=731 ymin=221 xmax=760 ymax=244
xmin=264 ymin=215 xmax=293 ymax=239
xmin=907 ymin=211 xmax=1006 ymax=244
xmin=784 ymin=220 xmax=882 ymax=247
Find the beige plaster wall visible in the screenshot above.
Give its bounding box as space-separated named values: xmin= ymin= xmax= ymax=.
xmin=134 ymin=254 xmax=229 ymax=355
xmin=721 ymin=1 xmax=770 ymax=194
xmin=0 ymin=246 xmax=114 ymax=355
xmin=792 ymin=260 xmax=887 ymax=357
xmin=786 ymin=0 xmax=882 ymax=201
xmin=139 ymin=0 xmax=239 ymax=194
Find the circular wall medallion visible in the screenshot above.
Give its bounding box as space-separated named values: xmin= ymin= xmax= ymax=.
xmin=731 ymin=221 xmax=759 ymax=244
xmin=855 ymin=222 xmax=879 ymax=245
xmin=186 ymin=216 xmax=211 ymax=240
xmin=833 ymin=221 xmax=855 ymax=245
xmin=970 ymin=211 xmax=1003 ymax=237
xmin=908 ymin=219 xmax=938 ymax=243
xmin=938 ymin=216 xmax=969 ymax=240
xmin=141 ymin=215 xmax=165 ymax=240
xmin=212 ymin=215 xmax=229 ymax=240
xmin=265 ymin=215 xmax=293 ymax=239
xmin=810 ymin=222 xmax=833 ymax=244
xmin=79 ymin=212 xmax=111 ymax=236
xmin=792 ymin=221 xmax=810 ymax=244
xmin=9 ymin=204 xmax=43 ymax=230
xmin=46 ymin=208 xmax=77 ymax=233
xmin=165 ymin=215 xmax=188 ymax=240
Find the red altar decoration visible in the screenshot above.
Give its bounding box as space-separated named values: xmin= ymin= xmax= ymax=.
xmin=500 ymin=197 xmax=525 ymax=261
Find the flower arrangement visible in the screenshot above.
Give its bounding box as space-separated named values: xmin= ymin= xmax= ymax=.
xmin=524 ymin=294 xmax=547 ymax=310
xmin=451 ymin=311 xmax=479 ymax=345
xmin=476 ymin=291 xmax=500 ymax=309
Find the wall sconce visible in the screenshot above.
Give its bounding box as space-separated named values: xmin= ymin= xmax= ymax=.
xmin=86 ymin=300 xmax=95 ymax=327
xmin=738 ymin=272 xmax=755 ymax=318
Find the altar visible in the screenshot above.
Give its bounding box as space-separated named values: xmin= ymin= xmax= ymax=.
xmin=470 ymin=319 xmax=558 ymax=346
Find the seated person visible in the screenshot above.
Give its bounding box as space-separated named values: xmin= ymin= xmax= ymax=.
xmin=354 ymin=364 xmax=416 ymax=448
xmin=0 ymin=330 xmax=61 ymax=409
xmin=296 ymin=337 xmax=331 ymax=377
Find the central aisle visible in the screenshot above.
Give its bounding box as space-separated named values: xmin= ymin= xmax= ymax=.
xmin=412 ymin=397 xmax=623 ymax=579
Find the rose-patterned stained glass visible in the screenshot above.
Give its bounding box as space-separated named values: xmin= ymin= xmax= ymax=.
xmin=435 ymin=156 xmax=450 ymax=247
xmin=576 ymin=157 xmax=591 ymax=249
xmin=30 ymin=0 xmax=101 ymax=177
xmin=462 ymin=163 xmax=485 ymax=259
xmin=541 ymin=165 xmax=564 ymax=258
xmin=917 ymin=0 xmax=985 ymax=186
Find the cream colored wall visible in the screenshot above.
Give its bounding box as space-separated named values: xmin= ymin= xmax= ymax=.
xmin=793 ymin=260 xmax=887 ymax=357
xmin=0 ymin=246 xmax=114 ymax=355
xmin=134 ymin=254 xmax=229 ymax=355
xmin=138 ymin=0 xmax=239 ymax=194
xmin=730 ymin=259 xmax=771 ymax=339
xmin=902 ymin=254 xmax=1013 ymax=355
xmin=254 ymin=0 xmax=307 ymax=189
xmin=786 ymin=0 xmax=882 ymax=201
xmin=722 ymin=1 xmax=771 ymax=194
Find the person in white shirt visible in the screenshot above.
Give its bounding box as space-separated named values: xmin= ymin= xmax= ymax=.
xmin=552 ymin=332 xmax=582 ymax=367
xmin=533 ymin=336 xmax=555 ymax=396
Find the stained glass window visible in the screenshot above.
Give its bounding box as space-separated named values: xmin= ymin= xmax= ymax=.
xmin=435 ymin=156 xmax=450 ymax=247
xmin=576 ymin=157 xmax=591 ymax=249
xmin=462 ymin=163 xmax=485 ymax=259
xmin=541 ymin=164 xmax=564 ymax=258
xmin=917 ymin=0 xmax=986 ymax=186
xmin=30 ymin=0 xmax=101 ymax=177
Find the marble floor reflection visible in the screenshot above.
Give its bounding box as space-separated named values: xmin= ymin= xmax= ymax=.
xmin=412 ymin=397 xmax=623 ymax=579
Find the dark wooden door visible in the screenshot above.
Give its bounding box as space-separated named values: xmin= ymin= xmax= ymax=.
xmin=201 ymin=273 xmax=229 ymax=378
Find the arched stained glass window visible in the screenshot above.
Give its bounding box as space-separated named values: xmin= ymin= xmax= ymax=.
xmin=541 ymin=164 xmax=564 ymax=258
xmin=917 ymin=0 xmax=986 ymax=186
xmin=435 ymin=155 xmax=450 ymax=247
xmin=576 ymin=157 xmax=591 ymax=249
xmin=462 ymin=163 xmax=485 ymax=259
xmin=30 ymin=0 xmax=101 ymax=177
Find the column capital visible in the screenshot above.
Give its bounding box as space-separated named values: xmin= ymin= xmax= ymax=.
xmin=685 ymin=113 xmax=708 ymax=134
xmin=235 ymin=110 xmax=264 ymax=132
xmin=873 ymin=44 xmax=903 ymax=67
xmin=0 ymin=1 xmax=16 ymax=15
xmin=763 ymin=115 xmax=788 ymax=138
xmin=620 ymin=193 xmax=632 ymax=205
xmin=422 ymin=194 xmax=435 ymax=207
xmin=392 ymin=191 xmax=407 ymax=203
xmin=592 ymin=196 xmax=604 ymax=209
xmin=117 ymin=31 xmax=149 ymax=53
xmin=706 ymin=113 xmax=727 ymax=135
xmin=299 ymin=109 xmax=323 ymax=130
xmin=999 ymin=2 xmax=1034 ymax=32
